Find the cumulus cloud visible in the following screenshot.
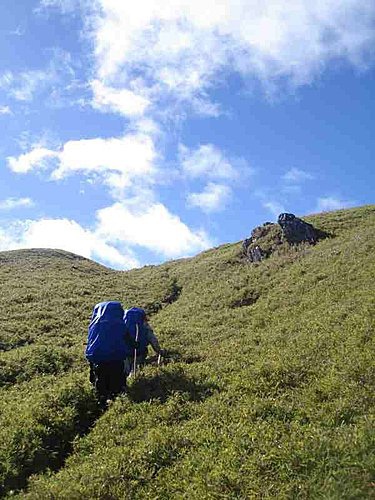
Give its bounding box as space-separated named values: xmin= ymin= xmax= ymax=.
xmin=91 ymin=79 xmax=151 ymax=117
xmin=96 ymin=201 xmax=211 ymax=258
xmin=52 ymin=134 xmax=156 ymax=180
xmin=7 ymin=133 xmax=157 ymax=196
xmin=179 ymin=144 xmax=238 ymax=180
xmin=41 ymin=0 xmax=375 ymax=116
xmin=316 ymin=196 xmax=354 ymax=212
xmin=0 ymin=218 xmax=139 ymax=269
xmin=24 ymin=218 xmax=139 ymax=268
xmin=7 ymin=147 xmax=58 ymax=173
xmin=0 ymin=197 xmax=34 ymax=210
xmin=89 ymin=0 xmax=375 ymax=107
xmin=0 ymin=197 xmax=211 ymax=267
xmin=187 ymin=183 xmax=231 ymax=212
xmin=0 ymin=226 xmax=23 ymax=252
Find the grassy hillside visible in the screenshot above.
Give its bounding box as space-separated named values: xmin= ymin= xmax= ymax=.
xmin=0 ymin=205 xmax=374 ymax=499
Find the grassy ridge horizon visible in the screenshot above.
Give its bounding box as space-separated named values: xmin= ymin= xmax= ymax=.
xmin=0 ymin=205 xmax=374 ymax=499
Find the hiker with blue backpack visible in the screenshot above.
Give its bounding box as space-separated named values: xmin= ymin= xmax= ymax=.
xmin=85 ymin=301 xmax=130 ymax=404
xmin=123 ymin=307 xmax=164 ymax=379
xmin=85 ymin=301 xmax=164 ymax=404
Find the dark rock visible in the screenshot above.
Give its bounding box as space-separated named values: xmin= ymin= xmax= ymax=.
xmin=246 ymin=245 xmax=265 ymax=263
xmin=277 ymin=213 xmax=318 ymax=244
xmin=242 ymin=213 xmax=328 ymax=263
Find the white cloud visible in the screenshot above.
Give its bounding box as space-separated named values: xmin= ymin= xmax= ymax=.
xmin=0 ymin=218 xmax=139 ymax=269
xmin=0 ymin=225 xmax=23 ymax=252
xmin=187 ymin=183 xmax=231 ymax=212
xmin=283 ymin=167 xmax=314 ymax=183
xmin=7 ymin=147 xmax=58 ymax=173
xmin=189 ymin=97 xmax=221 ymax=118
xmin=91 ymin=79 xmax=151 ymax=117
xmin=0 ymin=105 xmax=12 ymax=115
xmin=52 ymin=134 xmax=156 ymax=181
xmin=0 ymin=69 xmax=53 ymax=102
xmin=263 ymin=200 xmax=286 ymax=217
xmin=7 ymin=133 xmax=157 ymax=197
xmin=96 ymin=201 xmax=211 ymax=258
xmin=88 ymin=0 xmax=375 ymax=106
xmin=0 ymin=197 xmax=212 ymax=268
xmin=24 ymin=218 xmax=139 ymax=268
xmin=179 ymin=144 xmax=238 ymax=180
xmin=0 ymin=50 xmax=75 ymax=103
xmin=35 ymin=0 xmax=375 ymax=124
xmin=316 ymin=196 xmax=354 ymax=212
xmin=0 ymin=197 xmax=34 ymax=210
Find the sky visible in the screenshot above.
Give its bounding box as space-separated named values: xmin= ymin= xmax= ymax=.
xmin=0 ymin=0 xmax=374 ymax=269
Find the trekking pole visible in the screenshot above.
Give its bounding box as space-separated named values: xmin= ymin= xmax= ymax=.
xmin=158 ymin=349 xmax=167 ymax=367
xmin=133 ymin=323 xmax=139 ymax=378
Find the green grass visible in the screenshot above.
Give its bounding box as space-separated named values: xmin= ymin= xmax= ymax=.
xmin=0 ymin=205 xmax=374 ymax=498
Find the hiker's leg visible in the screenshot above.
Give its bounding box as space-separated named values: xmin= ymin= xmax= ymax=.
xmin=103 ymin=362 xmax=114 ymax=399
xmin=124 ymin=357 xmax=133 ymax=378
xmin=89 ymin=362 xmax=95 ymax=386
xmin=93 ymin=363 xmax=109 ymax=402
xmin=119 ymin=360 xmax=127 ymax=393
xmin=108 ymin=360 xmax=126 ymax=397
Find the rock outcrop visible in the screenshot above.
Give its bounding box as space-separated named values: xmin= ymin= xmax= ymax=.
xmin=243 ymin=213 xmax=328 ymax=263
xmin=242 ymin=222 xmax=282 ymax=262
xmin=277 ymin=213 xmax=318 ymax=244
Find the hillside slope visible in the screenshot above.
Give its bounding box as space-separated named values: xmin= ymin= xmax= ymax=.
xmin=0 ymin=205 xmax=374 ymax=499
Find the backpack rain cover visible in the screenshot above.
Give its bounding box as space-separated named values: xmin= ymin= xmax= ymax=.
xmin=123 ymin=307 xmax=148 ymax=356
xmin=85 ymin=301 xmax=127 ymax=363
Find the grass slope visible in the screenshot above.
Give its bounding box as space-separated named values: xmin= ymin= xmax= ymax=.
xmin=0 ymin=206 xmax=374 ymax=499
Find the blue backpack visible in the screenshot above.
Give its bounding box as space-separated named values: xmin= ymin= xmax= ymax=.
xmin=85 ymin=301 xmax=128 ymax=363
xmin=123 ymin=307 xmax=148 ymax=357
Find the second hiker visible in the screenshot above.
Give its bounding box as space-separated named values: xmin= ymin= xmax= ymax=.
xmin=123 ymin=307 xmax=164 ymax=378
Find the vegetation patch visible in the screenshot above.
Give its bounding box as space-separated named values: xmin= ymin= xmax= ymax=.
xmin=127 ymin=365 xmax=218 ymax=403
xmin=0 ymin=205 xmax=374 ymax=498
xmin=0 ymin=374 xmax=102 ymax=496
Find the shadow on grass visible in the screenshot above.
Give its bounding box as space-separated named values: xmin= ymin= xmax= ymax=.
xmin=144 ymin=350 xmax=204 ymax=366
xmin=315 ymin=228 xmax=333 ymax=241
xmin=127 ymin=368 xmax=217 ymax=403
xmin=0 ymin=337 xmax=33 ymax=351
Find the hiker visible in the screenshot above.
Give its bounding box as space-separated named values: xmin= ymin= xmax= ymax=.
xmin=85 ymin=301 xmax=129 ymax=404
xmin=123 ymin=307 xmax=164 ymax=378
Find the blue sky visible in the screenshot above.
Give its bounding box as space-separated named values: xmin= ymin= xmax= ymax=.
xmin=0 ymin=0 xmax=374 ymax=269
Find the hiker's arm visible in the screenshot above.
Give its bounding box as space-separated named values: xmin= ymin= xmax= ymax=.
xmin=145 ymin=323 xmax=161 ymax=353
